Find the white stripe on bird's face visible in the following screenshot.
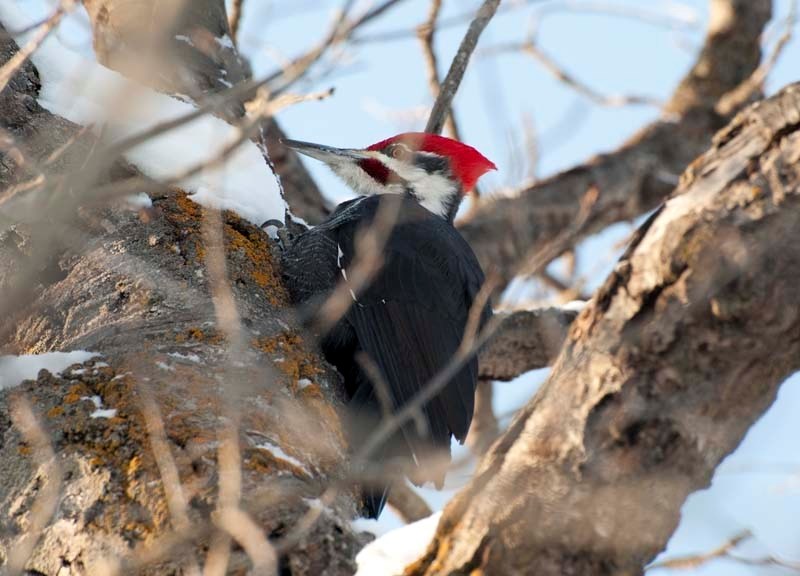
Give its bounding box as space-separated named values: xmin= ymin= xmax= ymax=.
xmin=330 ymin=159 xmax=397 ymax=196
xmin=376 ymin=152 xmax=459 ymax=219
xmin=332 ymin=151 xmax=457 ymax=219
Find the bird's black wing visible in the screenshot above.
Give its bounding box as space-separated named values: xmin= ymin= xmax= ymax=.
xmin=280 ymin=196 xmax=371 ymax=304
xmin=341 ymin=213 xmax=490 ymax=471
xmin=280 ymin=229 xmax=339 ymax=304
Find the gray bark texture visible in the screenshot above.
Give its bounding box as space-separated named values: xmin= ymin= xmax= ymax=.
xmin=0 ymin=15 xmax=362 ymax=576
xmin=407 ymin=83 xmax=800 ymax=576
xmin=478 ymin=308 xmax=577 ymax=382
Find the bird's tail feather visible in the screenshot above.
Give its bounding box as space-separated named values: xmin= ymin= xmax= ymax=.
xmin=347 ymin=380 xmax=409 ymax=519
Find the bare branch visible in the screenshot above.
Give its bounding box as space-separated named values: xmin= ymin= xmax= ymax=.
xmin=0 ymin=0 xmax=74 ymax=95
xmin=483 ymin=40 xmax=661 ymax=108
xmin=460 ymin=0 xmax=772 ymax=289
xmin=478 ymin=307 xmax=578 ymax=381
xmin=228 ymin=0 xmax=245 ymax=44
xmin=6 ymin=397 xmax=63 ymax=576
xmin=424 ymin=0 xmax=501 ymax=135
xmin=648 ymin=532 xmax=751 ymax=571
xmin=388 ymin=482 xmax=433 ymax=524
xmin=717 ymin=0 xmax=798 ymax=115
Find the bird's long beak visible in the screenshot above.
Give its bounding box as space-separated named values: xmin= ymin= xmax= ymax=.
xmin=282 ymin=139 xmax=370 ymax=164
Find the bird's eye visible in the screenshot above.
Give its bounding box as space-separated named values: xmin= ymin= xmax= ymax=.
xmin=387 ymin=144 xmax=410 ymax=160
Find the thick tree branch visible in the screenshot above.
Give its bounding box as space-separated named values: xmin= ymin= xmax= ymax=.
xmin=460 ymin=0 xmax=772 ymax=288
xmin=478 ymin=308 xmax=577 ymax=381
xmin=408 ymin=81 xmax=800 ymax=575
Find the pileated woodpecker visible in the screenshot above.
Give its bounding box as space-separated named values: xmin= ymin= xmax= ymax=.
xmin=280 ymin=133 xmax=495 ymax=518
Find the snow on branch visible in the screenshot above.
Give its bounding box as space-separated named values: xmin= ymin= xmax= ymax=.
xmin=0 ymin=2 xmax=286 ymax=228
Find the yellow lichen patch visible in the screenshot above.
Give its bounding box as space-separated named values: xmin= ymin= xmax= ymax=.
xmin=223 ymin=211 xmax=288 ymax=305
xmin=253 ymin=332 xmax=324 ymax=384
xmin=127 ymin=455 xmax=141 ymax=477
xmin=47 ymin=406 xmax=64 ymax=418
xmin=158 ymin=191 xmax=207 ymax=262
xmin=64 ymin=383 xmax=90 ymax=404
xmin=170 ymin=191 xmax=203 ymax=224
xmin=18 ymin=444 xmax=31 ymax=456
xmin=297 ymin=383 xmax=324 ymax=400
xmin=176 ymin=326 xmax=225 ymax=345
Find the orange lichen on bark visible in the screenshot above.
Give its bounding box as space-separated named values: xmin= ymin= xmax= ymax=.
xmin=176 ymin=326 xmax=225 ymax=345
xmin=64 ymin=383 xmax=90 ymax=404
xmin=253 ymin=332 xmax=324 ymax=385
xmin=223 ymin=210 xmax=288 ymax=305
xmin=157 ymin=191 xmax=288 ymax=305
xmin=168 ymin=191 xmax=203 ymax=224
xmin=11 ymin=360 xmax=175 ymax=543
xmin=47 ymin=406 xmax=64 ymax=418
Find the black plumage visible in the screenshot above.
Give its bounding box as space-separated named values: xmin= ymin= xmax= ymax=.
xmin=281 ymin=194 xmax=491 ymax=518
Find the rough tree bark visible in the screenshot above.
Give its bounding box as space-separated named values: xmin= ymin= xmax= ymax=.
xmin=0 ymin=19 xmax=361 ymax=576
xmin=459 ymin=0 xmax=772 ymax=289
xmin=407 ymin=83 xmax=800 ymax=575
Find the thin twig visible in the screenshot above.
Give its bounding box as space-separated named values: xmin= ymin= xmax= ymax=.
xmin=228 ymin=0 xmax=245 ymax=45
xmin=264 ymin=0 xmax=407 ymax=95
xmin=717 ymin=0 xmax=798 ymax=115
xmin=418 ymin=0 xmax=458 ymax=137
xmin=315 ymin=194 xmax=404 ymax=332
xmin=202 ymin=531 xmax=232 ymax=576
xmin=647 ymin=532 xmax=752 ymax=571
xmin=417 ymin=0 xmax=484 ymax=202
xmin=139 ymin=385 xmax=202 ymax=576
xmin=0 ymin=0 xmax=75 ymax=96
xmin=483 ymin=40 xmax=661 ymax=108
xmin=6 ymin=397 xmax=64 ymax=576
xmin=648 ymin=529 xmax=800 ymax=572
xmin=3 ymin=86 xmax=333 ymax=209
xmin=202 ymin=202 xmax=276 ymax=573
xmin=353 ymin=0 xmax=699 ymax=44
xmin=424 ymin=0 xmax=502 ymax=135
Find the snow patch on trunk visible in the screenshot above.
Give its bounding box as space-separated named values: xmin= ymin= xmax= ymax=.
xmin=0 ymin=3 xmax=286 ymax=228
xmin=354 ymin=512 xmax=441 ymax=576
xmin=0 ymin=351 xmax=99 ymax=389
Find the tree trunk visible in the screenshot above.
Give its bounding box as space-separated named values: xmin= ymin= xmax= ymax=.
xmin=0 ymin=19 xmax=361 ymax=576
xmin=407 ymin=83 xmax=800 ymax=576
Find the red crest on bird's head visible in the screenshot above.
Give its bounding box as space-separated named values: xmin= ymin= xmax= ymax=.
xmin=367 ymin=132 xmax=496 ymax=193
